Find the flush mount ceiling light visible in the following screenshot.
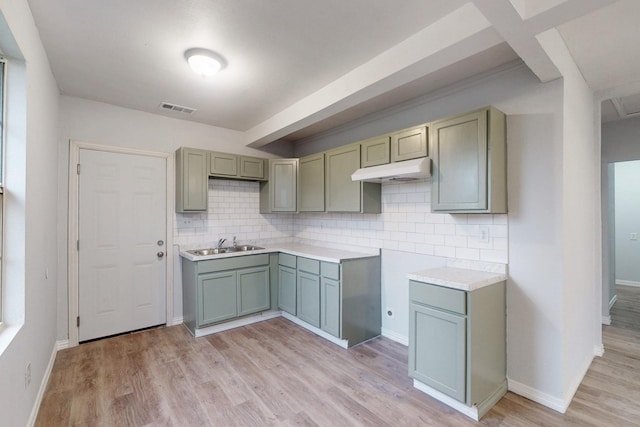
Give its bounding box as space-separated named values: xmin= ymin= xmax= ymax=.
xmin=184 ymin=48 xmax=226 ymax=77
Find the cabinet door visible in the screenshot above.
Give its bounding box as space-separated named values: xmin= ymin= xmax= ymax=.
xmin=299 ymin=153 xmax=325 ymax=212
xmin=320 ymin=276 xmax=340 ymax=338
xmin=240 ymin=156 xmax=265 ymax=179
xmin=270 ymin=159 xmax=298 ymax=212
xmin=391 ymin=126 xmax=427 ymax=162
xmin=176 ymin=147 xmax=208 ymax=212
xmin=361 ymin=136 xmax=390 ymax=167
xmin=198 ymin=271 xmax=237 ymax=326
xmin=237 ymin=266 xmax=270 ymax=316
xmin=278 ymin=265 xmax=297 ymax=315
xmin=409 ymin=302 xmax=466 ymax=403
xmin=210 ymin=151 xmax=238 ymax=176
xmin=325 ymin=144 xmax=361 ymax=212
xmin=297 ymin=271 xmax=320 ymax=327
xmin=431 ymin=110 xmax=487 ymax=211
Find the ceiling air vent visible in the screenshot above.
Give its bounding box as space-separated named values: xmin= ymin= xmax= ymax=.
xmin=159 ymin=102 xmax=196 ymax=115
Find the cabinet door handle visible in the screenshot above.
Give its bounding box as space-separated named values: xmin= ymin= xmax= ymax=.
xmin=157 ymin=251 xmax=165 ymax=258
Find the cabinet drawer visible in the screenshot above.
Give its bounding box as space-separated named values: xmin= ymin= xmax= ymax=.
xmin=321 ymin=262 xmax=340 ymax=280
xmin=410 ymin=280 xmax=466 ymax=315
xmin=298 ymin=257 xmax=320 ymax=275
xmin=279 ymin=253 xmax=297 ymax=269
xmin=198 ymin=254 xmax=269 ymax=274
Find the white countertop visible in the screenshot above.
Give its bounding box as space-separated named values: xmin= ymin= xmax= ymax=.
xmin=406 ymin=267 xmax=506 ymax=292
xmin=180 ymin=243 xmax=379 ymax=263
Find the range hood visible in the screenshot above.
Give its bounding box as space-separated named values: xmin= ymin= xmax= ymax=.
xmin=351 ymin=157 xmax=431 ymax=183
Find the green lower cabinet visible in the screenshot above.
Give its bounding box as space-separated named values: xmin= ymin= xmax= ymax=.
xmin=278 ymin=265 xmax=297 ymax=315
xmin=198 ymin=271 xmax=238 ymax=325
xmin=320 ymin=276 xmax=341 ymax=338
xmin=183 ymin=254 xmax=271 ymax=333
xmin=238 ymin=267 xmax=270 ymax=316
xmin=297 ymin=270 xmax=320 ymax=327
xmin=409 ymin=302 xmax=466 ymax=402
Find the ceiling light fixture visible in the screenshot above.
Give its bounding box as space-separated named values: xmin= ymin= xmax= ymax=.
xmin=184 ymin=48 xmax=226 ymax=77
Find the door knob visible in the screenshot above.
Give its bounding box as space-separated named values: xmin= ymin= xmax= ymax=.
xmin=157 ymin=251 xmax=165 ymax=258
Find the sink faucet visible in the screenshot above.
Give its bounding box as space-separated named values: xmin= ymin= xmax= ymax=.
xmin=217 ymin=238 xmax=226 ymax=248
xmin=233 ymin=236 xmax=238 ymax=247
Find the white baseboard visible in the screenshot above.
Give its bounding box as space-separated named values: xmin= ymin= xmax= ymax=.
xmin=171 ymin=316 xmax=184 ymax=326
xmin=281 ymin=312 xmax=350 ymax=348
xmin=56 ymin=339 xmax=69 ymax=351
xmin=594 ymin=344 xmax=605 ymax=357
xmin=192 ymin=311 xmax=281 ymax=338
xmin=381 ymin=328 xmax=408 ymax=346
xmin=616 ymin=280 xmax=640 ymax=287
xmin=507 ymin=378 xmax=567 ymax=413
xmin=562 ymin=353 xmax=594 ymax=410
xmin=27 ymin=341 xmax=58 ymax=427
xmin=602 ymin=316 xmax=611 ymax=325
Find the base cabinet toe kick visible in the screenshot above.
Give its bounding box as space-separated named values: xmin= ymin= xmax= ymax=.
xmin=407 ymin=268 xmax=506 ymax=421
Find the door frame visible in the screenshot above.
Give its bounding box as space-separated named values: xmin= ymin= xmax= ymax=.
xmin=68 ymin=140 xmax=174 ymax=347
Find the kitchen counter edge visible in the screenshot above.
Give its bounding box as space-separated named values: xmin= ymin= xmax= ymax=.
xmin=180 ymin=243 xmax=380 ymax=264
xmin=407 ymin=266 xmax=506 ymax=292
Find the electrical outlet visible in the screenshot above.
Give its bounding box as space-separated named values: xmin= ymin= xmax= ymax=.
xmin=25 ymin=363 xmax=31 ymax=388
xmin=386 ymin=308 xmax=394 ymax=318
xmin=479 ymin=225 xmax=490 ymax=243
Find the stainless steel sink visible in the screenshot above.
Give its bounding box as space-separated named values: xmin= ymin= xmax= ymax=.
xmin=187 ymin=245 xmax=264 ymax=256
xmin=187 ymin=248 xmax=229 ymax=256
xmin=230 ymin=245 xmax=264 ymax=252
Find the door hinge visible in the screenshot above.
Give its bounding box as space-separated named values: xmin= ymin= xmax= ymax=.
xmin=77 ymin=163 xmax=81 ymax=175
xmin=76 ymin=316 xmax=80 ymax=327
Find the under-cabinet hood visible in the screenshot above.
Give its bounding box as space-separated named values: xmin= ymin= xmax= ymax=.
xmin=351 ymin=157 xmax=431 ymax=183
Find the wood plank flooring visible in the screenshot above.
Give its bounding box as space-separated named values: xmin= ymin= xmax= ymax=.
xmin=611 ymin=285 xmax=640 ymax=330
xmin=36 ymin=317 xmax=640 ymax=426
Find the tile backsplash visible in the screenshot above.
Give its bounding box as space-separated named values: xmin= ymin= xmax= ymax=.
xmin=174 ymin=178 xmax=508 ymax=264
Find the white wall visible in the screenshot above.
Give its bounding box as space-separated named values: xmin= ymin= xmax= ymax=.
xmin=0 ymin=1 xmax=60 ymax=425
xmin=614 ymin=161 xmax=640 ymax=284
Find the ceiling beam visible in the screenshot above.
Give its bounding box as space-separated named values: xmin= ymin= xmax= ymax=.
xmin=245 ymin=3 xmax=503 ymax=147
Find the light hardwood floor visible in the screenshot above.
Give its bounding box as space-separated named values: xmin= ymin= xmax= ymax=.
xmin=611 ymin=285 xmax=640 ymax=330
xmin=36 ymin=317 xmax=640 ymax=426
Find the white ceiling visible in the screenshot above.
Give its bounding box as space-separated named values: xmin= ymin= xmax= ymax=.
xmin=26 ymin=0 xmax=640 ymax=146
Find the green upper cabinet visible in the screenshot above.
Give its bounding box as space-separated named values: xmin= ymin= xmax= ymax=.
xmin=430 ymin=107 xmax=506 ymax=213
xmin=391 ymin=125 xmax=427 ymax=162
xmin=176 ymin=147 xmax=208 ymax=213
xmin=209 ymin=151 xmax=238 ymax=176
xmin=239 ymin=155 xmax=265 ymax=180
xmin=210 ymin=151 xmax=266 ymax=180
xmin=325 ymin=144 xmax=381 ymax=213
xmin=299 ymin=153 xmax=325 ymax=212
xmin=260 ymin=158 xmax=299 ymax=213
xmin=360 ymin=136 xmax=390 ymax=167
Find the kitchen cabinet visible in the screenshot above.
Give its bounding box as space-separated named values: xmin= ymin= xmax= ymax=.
xmin=278 ymin=253 xmax=297 ymax=315
xmin=210 ymin=152 xmax=266 ymax=180
xmin=325 ymin=144 xmax=381 ymax=213
xmin=299 ymin=153 xmax=325 ymax=212
xmin=279 ymin=251 xmax=380 ymax=347
xmin=260 ymin=158 xmax=298 ymax=213
xmin=297 ymin=257 xmax=321 ymax=327
xmin=391 ymin=125 xmax=427 ymax=162
xmin=182 ymin=254 xmax=271 ymax=334
xmin=430 ymin=107 xmax=506 ymax=213
xmin=175 ymin=147 xmax=208 ymax=212
xmin=408 ymin=278 xmax=505 ymax=420
xmin=320 ymin=262 xmax=341 ymax=338
xmin=360 ymin=136 xmax=390 ymax=167
xmin=209 ymin=151 xmax=238 ymax=176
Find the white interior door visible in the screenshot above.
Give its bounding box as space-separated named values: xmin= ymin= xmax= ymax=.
xmin=78 ymin=149 xmax=167 ymax=341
